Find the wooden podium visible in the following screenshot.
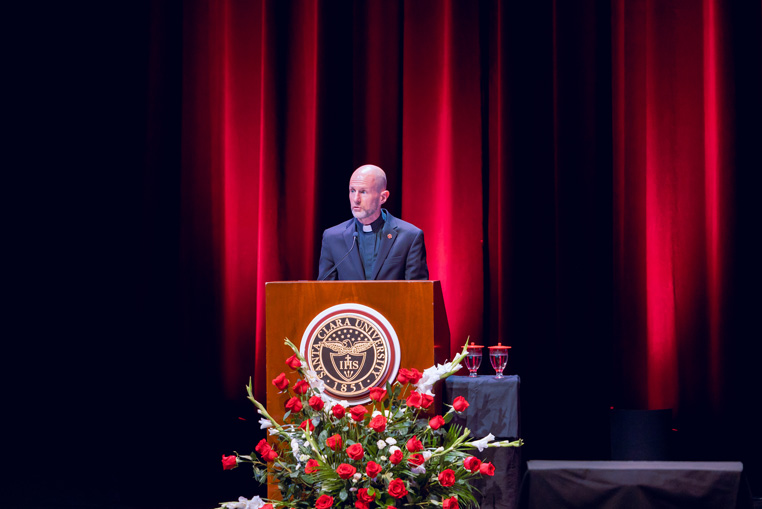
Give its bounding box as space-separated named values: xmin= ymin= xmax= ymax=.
xmin=264 ymin=281 xmax=450 ymax=500
xmin=265 ymin=280 xmax=450 ymax=426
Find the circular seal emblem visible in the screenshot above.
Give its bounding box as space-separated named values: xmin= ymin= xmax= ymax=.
xmin=300 ymin=303 xmax=400 ymax=405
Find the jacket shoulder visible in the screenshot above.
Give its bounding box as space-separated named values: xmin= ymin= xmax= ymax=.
xmin=386 ymin=213 xmax=423 ymax=234
xmin=323 ymin=218 xmax=354 ymax=237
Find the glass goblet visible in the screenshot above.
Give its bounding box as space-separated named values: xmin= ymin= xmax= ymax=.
xmin=464 ymin=342 xmax=483 ymax=377
xmin=489 ymin=342 xmax=511 ymax=379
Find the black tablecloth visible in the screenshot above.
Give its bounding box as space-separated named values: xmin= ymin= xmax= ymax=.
xmin=519 ymin=460 xmax=753 ymax=509
xmin=445 ymin=375 xmax=520 ymax=438
xmin=445 ymin=375 xmax=521 ymax=509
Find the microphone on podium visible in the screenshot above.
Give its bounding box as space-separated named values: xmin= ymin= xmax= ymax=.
xmin=319 ymin=231 xmax=359 ymax=281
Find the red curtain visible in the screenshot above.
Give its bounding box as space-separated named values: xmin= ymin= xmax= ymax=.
xmin=612 ymin=0 xmax=736 ymax=413
xmin=169 ymin=0 xmax=760 ymax=481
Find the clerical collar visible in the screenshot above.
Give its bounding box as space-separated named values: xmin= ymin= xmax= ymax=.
xmin=358 ymin=211 xmax=386 ymax=233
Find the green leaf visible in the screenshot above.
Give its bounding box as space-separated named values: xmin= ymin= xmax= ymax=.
xmin=339 ymin=489 xmax=348 ymax=501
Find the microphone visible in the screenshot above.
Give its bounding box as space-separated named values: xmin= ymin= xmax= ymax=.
xmin=319 ymin=232 xmax=358 ymax=281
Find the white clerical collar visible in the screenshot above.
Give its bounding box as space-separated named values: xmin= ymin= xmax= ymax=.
xmin=363 ymin=224 xmax=373 ymax=232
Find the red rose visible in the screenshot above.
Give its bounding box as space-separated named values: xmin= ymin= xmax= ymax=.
xmin=368 ymin=415 xmax=387 ymax=433
xmin=389 ymin=449 xmax=404 ymax=465
xmin=429 ymin=415 xmax=445 ymax=430
xmin=346 ymin=443 xmax=364 ymax=461
xmin=285 ymin=396 xmax=303 ymax=413
xmin=438 ymin=468 xmax=456 ymax=487
xmin=272 ymin=372 xmax=289 ymax=391
xmin=406 ymin=391 xmax=423 ymax=408
xmin=262 ymin=505 xmax=274 ymax=509
xmin=293 ymin=380 xmax=310 ymax=395
xmin=286 ymin=354 xmax=302 ymax=369
xmin=350 ymin=405 xmax=369 ymax=422
xmin=355 ymin=501 xmax=368 ymax=509
xmin=479 ymin=461 xmax=496 ymax=476
xmin=397 ymin=368 xmax=423 ymax=384
xmin=358 ymin=487 xmax=377 ymax=503
xmin=299 ymin=419 xmax=315 ymax=432
xmin=408 ymin=453 xmax=425 ymax=466
xmin=255 ymin=439 xmax=270 ymax=454
xmin=308 ymin=395 xmax=324 ymax=411
xmin=305 ymin=459 xmax=319 ymax=474
xmin=406 ymin=435 xmax=423 ymax=452
xmin=388 ymin=478 xmax=408 ymax=499
xmin=326 ymin=434 xmax=343 ymax=450
xmin=332 ymin=404 xmax=346 ymax=419
xmin=365 ymin=461 xmax=382 ymax=478
xmin=262 ymin=447 xmax=278 ymax=462
xmin=336 ymin=463 xmax=357 ymax=479
xmin=443 ymin=496 xmax=459 ymax=509
xmin=452 ymin=396 xmax=469 ymax=412
xmin=315 ymin=495 xmax=333 ymax=509
xmin=368 ymin=387 xmax=387 ymax=401
xmin=221 ymin=454 xmax=237 ymax=470
xmin=463 ymin=456 xmax=482 ymax=472
xmin=254 ymin=439 xmax=278 ymax=462
xmin=420 ymin=393 xmax=434 ymax=409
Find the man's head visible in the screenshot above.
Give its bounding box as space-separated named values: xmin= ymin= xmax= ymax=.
xmin=349 ymin=164 xmax=389 ymax=225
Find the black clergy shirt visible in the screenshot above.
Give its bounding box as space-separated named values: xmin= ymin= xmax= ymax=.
xmin=356 ymin=210 xmax=386 ymax=280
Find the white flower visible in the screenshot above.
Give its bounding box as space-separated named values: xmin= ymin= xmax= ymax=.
xmin=379 ymin=455 xmax=387 ymax=461
xmin=422 ymin=450 xmax=433 ymax=461
xmin=268 ymin=427 xmax=279 ymax=436
xmin=223 ymin=495 xmax=265 ymax=509
xmin=415 ymin=361 xmax=459 ymax=395
xmin=435 ymin=446 xmax=444 ymax=453
xmin=304 ymin=369 xmax=326 ymax=392
xmin=372 ymin=410 xmax=382 ymax=417
xmin=258 ymin=418 xmax=272 ymax=429
xmin=291 ymin=438 xmax=301 ymax=457
xmin=388 ymin=445 xmax=401 ymax=454
xmin=377 ymin=439 xmax=387 ymax=450
xmin=299 ymin=454 xmax=311 ymax=462
xmin=247 ymin=495 xmax=266 ymax=509
xmin=385 ymin=437 xmax=397 ymax=445
xmin=319 ymin=392 xmax=350 ymax=408
xmin=352 ymin=473 xmax=362 ymax=482
xmin=470 ymin=433 xmax=495 ymax=452
xmin=411 ymin=464 xmax=427 ymax=475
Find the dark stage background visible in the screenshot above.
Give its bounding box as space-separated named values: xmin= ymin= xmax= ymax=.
xmin=7 ymin=1 xmax=761 ymax=507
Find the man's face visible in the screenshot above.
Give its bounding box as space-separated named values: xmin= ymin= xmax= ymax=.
xmin=349 ymin=172 xmax=388 ymax=224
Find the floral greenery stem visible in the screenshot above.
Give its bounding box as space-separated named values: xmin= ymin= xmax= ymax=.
xmin=246 ymin=378 xmax=285 ymax=434
xmin=485 ymin=439 xmax=525 ymax=448
xmin=283 ymin=338 xmax=303 ymax=362
xmin=441 ymin=339 xmax=471 ymax=378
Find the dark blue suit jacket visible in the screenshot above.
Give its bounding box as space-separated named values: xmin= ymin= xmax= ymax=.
xmin=317 ymin=211 xmax=429 ymax=280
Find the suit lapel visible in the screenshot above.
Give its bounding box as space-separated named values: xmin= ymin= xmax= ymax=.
xmin=370 ymin=215 xmax=397 ymax=280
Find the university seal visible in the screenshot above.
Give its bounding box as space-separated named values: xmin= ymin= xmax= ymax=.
xmin=300 ymin=303 xmax=400 ymax=404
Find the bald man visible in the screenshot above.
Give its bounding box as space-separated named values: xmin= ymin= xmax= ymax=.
xmin=317 ymin=165 xmax=429 ymax=281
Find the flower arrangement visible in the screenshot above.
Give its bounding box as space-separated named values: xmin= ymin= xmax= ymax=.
xmin=219 ymin=339 xmax=522 ymax=509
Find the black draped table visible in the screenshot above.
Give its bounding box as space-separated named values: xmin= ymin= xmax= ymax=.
xmin=518 ymin=460 xmax=753 ymax=509
xmin=445 ymin=375 xmax=521 ymax=509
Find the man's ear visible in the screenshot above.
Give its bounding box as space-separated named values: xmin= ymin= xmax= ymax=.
xmin=380 ymin=190 xmax=389 ymax=204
